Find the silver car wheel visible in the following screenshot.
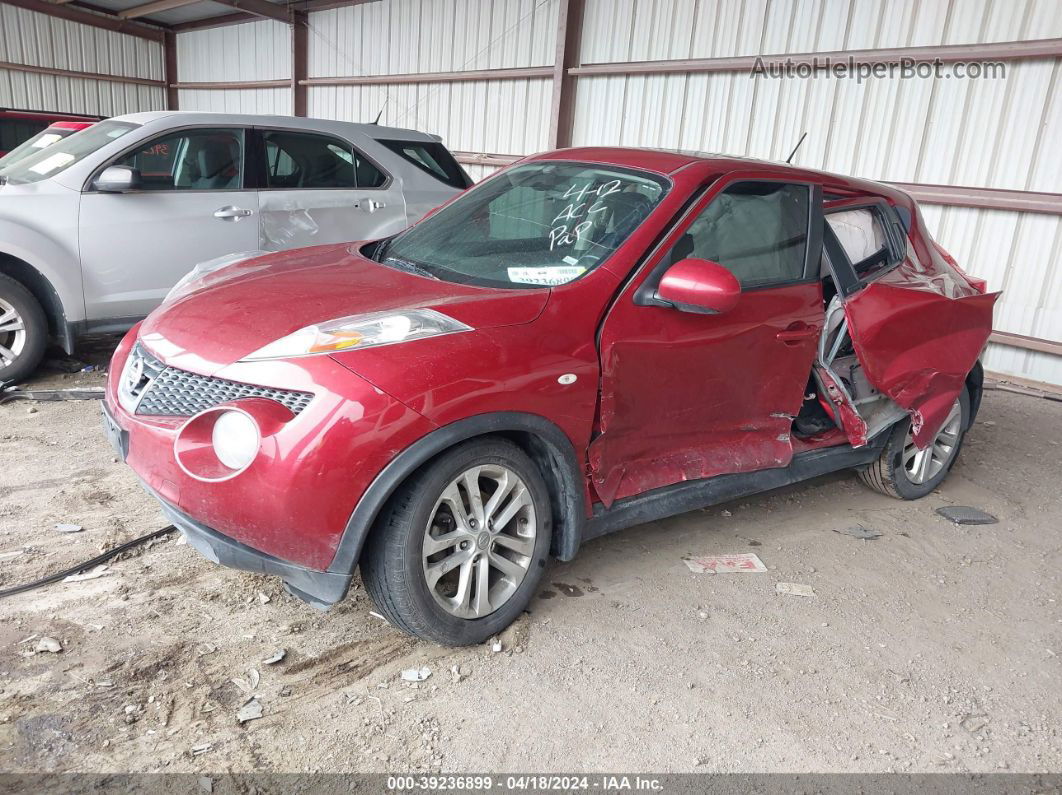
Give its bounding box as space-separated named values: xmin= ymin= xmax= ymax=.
xmin=0 ymin=297 xmax=27 ymax=368
xmin=902 ymin=399 xmax=962 ymax=485
xmin=422 ymin=464 xmax=537 ymax=620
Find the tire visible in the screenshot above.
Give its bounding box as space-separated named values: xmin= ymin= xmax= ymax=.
xmin=858 ymin=388 xmax=971 ymax=500
xmin=361 ymin=438 xmax=552 ymax=646
xmin=0 ymin=273 xmax=48 ymax=386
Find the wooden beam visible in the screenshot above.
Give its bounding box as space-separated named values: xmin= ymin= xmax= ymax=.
xmin=163 ymin=30 xmax=179 ymax=109
xmin=548 ymin=0 xmax=585 ymax=149
xmin=0 ymin=59 xmax=165 ymax=87
xmin=118 ymin=0 xmax=201 ymax=19
xmin=569 ymin=38 xmax=1062 ymax=78
xmin=301 ymin=65 xmax=553 ymax=87
xmin=291 ymin=10 xmax=307 ymax=116
xmin=0 ymin=0 xmax=166 ymax=42
xmin=211 ymin=0 xmax=289 ymax=23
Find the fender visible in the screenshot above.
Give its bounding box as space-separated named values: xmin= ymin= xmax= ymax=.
xmin=326 ymin=411 xmax=589 ymax=576
xmin=0 ymin=215 xmax=85 ymax=328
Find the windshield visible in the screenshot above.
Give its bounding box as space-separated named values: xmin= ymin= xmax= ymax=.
xmin=375 ymin=162 xmax=668 ymax=288
xmin=1 ymin=121 xmax=138 ymax=184
xmin=0 ymin=129 xmax=70 ymax=171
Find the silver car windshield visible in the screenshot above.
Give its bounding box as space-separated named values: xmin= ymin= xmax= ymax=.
xmin=374 ymin=162 xmax=668 ymax=289
xmin=1 ymin=120 xmax=139 ymax=185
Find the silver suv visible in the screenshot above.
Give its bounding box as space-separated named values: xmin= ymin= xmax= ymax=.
xmin=0 ymin=111 xmax=471 ymax=383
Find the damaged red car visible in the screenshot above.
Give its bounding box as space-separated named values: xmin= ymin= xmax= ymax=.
xmin=103 ymin=148 xmax=997 ymax=645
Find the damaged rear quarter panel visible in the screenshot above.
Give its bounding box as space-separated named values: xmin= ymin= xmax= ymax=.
xmin=844 ymin=278 xmax=998 ymax=447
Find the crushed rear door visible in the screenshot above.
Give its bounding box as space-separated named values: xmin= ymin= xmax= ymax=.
xmin=821 ymin=200 xmax=999 ymax=448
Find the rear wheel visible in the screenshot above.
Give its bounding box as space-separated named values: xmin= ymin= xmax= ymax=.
xmin=0 ymin=273 xmax=48 ymax=386
xmin=858 ymin=389 xmax=970 ymax=500
xmin=361 ymin=438 xmax=552 ymax=646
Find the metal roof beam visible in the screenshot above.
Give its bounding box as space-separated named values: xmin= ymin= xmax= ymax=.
xmin=118 ymin=0 xmax=202 ymax=20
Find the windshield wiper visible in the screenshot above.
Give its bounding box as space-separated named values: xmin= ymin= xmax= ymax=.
xmin=383 ymin=256 xmax=439 ymax=280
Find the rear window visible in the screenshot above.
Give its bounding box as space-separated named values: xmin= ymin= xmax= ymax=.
xmin=378 ymin=139 xmax=472 ymax=190
xmin=825 ymin=204 xmax=903 ymax=281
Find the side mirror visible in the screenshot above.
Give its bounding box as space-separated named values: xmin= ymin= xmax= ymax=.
xmin=656 ymin=257 xmax=741 ymax=315
xmin=93 ymin=165 xmax=141 ymax=193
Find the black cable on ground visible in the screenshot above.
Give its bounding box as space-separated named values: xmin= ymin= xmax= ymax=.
xmin=0 ymin=525 xmax=177 ymax=599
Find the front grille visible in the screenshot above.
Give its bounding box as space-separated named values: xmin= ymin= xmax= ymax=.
xmin=125 ymin=344 xmax=313 ymax=418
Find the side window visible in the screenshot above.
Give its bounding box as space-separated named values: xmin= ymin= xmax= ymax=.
xmin=114 ymin=129 xmax=243 ymax=191
xmin=262 ymin=130 xmax=384 ymax=189
xmin=263 ymin=131 xmax=355 ymax=189
xmin=670 ymin=182 xmax=810 ymax=288
xmin=377 ymin=138 xmax=472 ymax=189
xmin=825 ymin=206 xmax=898 ymax=280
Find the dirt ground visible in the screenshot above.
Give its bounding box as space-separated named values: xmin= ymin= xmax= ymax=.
xmin=1 ymin=341 xmax=1060 ymax=775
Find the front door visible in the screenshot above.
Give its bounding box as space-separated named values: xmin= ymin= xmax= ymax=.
xmin=590 ymin=178 xmax=825 ymax=506
xmin=79 ymin=127 xmax=260 ymax=321
xmin=256 ymin=128 xmax=407 ymax=250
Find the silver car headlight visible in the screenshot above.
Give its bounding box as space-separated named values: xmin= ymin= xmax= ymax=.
xmin=241 ymin=309 xmax=472 ymax=361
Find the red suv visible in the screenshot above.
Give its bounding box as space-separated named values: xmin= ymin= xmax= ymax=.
xmin=104 ymin=148 xmax=997 ymax=645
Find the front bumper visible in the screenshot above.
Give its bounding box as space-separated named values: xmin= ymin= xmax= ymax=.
xmin=151 ymin=486 xmax=351 ymax=609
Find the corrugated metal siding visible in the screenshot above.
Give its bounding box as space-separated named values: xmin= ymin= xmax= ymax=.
xmin=306 ymin=0 xmax=557 ymax=154
xmin=0 ymin=5 xmax=164 ymax=115
xmin=177 ymin=20 xmax=292 ymax=82
xmin=566 ymin=0 xmax=1062 ymax=385
xmin=176 ymin=87 xmax=293 ymax=115
xmin=175 ymin=20 xmax=293 ymax=116
xmin=308 ymin=0 xmax=556 ymax=77
xmin=309 ymin=78 xmax=553 ymax=155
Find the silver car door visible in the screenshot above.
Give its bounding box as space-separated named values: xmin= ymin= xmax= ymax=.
xmin=79 ymin=127 xmax=259 ymax=322
xmin=256 ymin=128 xmax=406 ymax=251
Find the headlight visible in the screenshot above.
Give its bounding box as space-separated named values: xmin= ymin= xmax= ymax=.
xmin=241 ymin=308 xmax=472 ymax=361
xmin=211 ymin=410 xmax=260 ymax=471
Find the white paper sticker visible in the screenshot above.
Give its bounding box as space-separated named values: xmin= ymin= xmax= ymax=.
xmin=507 ymin=265 xmax=586 ymax=286
xmin=29 ymin=152 xmax=75 ymax=175
xmin=32 ymin=134 xmax=63 ymax=150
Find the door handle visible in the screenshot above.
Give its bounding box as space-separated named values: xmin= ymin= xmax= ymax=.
xmin=355 ymin=199 xmax=385 ymax=213
xmin=214 ymin=206 xmax=253 ymax=221
xmin=776 ymin=322 xmax=818 ymax=345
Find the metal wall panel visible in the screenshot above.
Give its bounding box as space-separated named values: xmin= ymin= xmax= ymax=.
xmin=308 ymin=77 xmax=552 ymax=154
xmin=307 ymin=0 xmax=557 ymax=78
xmin=0 ymin=5 xmax=164 ymax=115
xmin=176 ymin=20 xmax=292 ymax=83
xmin=579 ymin=0 xmax=1062 ymax=63
xmin=569 ymin=2 xmax=1062 ymax=387
xmin=175 ymin=21 xmax=293 ymax=115
xmin=0 ymin=69 xmax=163 ymax=116
xmin=177 ymin=87 xmax=293 ymax=115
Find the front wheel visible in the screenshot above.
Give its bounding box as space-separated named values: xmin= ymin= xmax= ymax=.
xmin=0 ymin=273 xmax=48 ymax=386
xmin=858 ymin=389 xmax=970 ymax=500
xmin=361 ymin=438 xmax=552 ymax=646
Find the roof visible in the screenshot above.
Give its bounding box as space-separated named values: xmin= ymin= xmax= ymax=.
xmin=531 ymin=146 xmax=906 ymax=202
xmin=109 ymin=111 xmax=440 ymax=142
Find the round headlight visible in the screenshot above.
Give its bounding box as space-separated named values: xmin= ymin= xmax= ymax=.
xmin=211 ymin=410 xmax=260 ymax=471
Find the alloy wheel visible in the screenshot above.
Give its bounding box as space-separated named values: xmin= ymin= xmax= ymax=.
xmin=902 ymin=399 xmax=962 ymax=485
xmin=0 ymin=297 xmax=27 ymax=369
xmin=422 ymin=464 xmax=537 ymax=619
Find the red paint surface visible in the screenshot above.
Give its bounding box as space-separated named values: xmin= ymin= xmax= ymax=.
xmin=108 ymin=147 xmax=997 ymax=571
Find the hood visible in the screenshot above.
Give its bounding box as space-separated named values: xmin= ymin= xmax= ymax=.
xmin=138 ymin=243 xmax=549 ymax=374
